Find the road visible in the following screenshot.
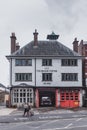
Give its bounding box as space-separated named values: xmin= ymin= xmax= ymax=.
xmin=0 ymin=117 xmax=87 ymax=130
xmin=1 ymin=108 xmax=87 ymax=123
xmin=0 ymin=107 xmax=87 ymax=130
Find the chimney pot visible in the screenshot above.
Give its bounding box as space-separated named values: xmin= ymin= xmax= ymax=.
xmin=16 ymin=42 xmax=20 ymax=51
xmin=74 ymin=37 xmax=77 ymax=41
xmin=12 ymin=32 xmax=15 ymax=37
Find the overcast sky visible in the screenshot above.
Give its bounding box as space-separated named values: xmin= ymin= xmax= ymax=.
xmin=0 ymin=0 xmax=87 ymax=86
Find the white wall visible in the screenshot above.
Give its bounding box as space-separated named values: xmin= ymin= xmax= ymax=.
xmin=79 ymin=90 xmax=84 ymax=107
xmin=36 ymin=58 xmax=82 ymax=87
xmin=36 ymin=58 xmax=59 ymax=86
xmin=11 ymin=58 xmax=35 ymax=86
xmin=11 ymin=58 xmax=82 ymax=87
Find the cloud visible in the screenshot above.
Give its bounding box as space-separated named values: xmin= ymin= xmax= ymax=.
xmin=44 ymin=0 xmax=87 ymax=36
xmin=0 ymin=0 xmax=87 ymax=85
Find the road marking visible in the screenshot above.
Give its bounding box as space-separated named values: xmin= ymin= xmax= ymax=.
xmin=14 ymin=117 xmax=28 ymax=121
xmin=32 ymin=119 xmax=60 ymax=129
xmin=64 ymin=123 xmax=73 ymax=128
xmin=76 ymin=118 xmax=82 ymax=121
xmin=39 ymin=116 xmax=62 ymax=119
xmin=42 ymin=125 xmax=87 ymax=130
xmin=72 ymin=115 xmax=86 ymax=117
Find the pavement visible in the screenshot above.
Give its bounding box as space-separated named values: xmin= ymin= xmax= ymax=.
xmin=0 ymin=106 xmax=87 ymax=123
xmin=0 ymin=107 xmax=17 ymax=116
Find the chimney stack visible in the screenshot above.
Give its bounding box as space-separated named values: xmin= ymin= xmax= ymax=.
xmin=33 ymin=29 xmax=38 ymax=46
xmin=10 ymin=33 xmax=16 ymax=54
xmin=78 ymin=40 xmax=83 ymax=55
xmin=72 ymin=37 xmax=79 ymax=53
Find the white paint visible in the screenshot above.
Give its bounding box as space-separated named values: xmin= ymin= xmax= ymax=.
xmin=43 ymin=125 xmax=87 ymax=130
xmin=11 ymin=58 xmax=35 ymax=86
xmin=79 ymin=90 xmax=83 ymax=107
xmin=36 ymin=58 xmax=82 ymax=87
xmin=10 ymin=57 xmax=83 ymax=106
xmin=10 ymin=58 xmax=82 ymax=87
xmin=85 ymin=78 xmax=87 ymax=86
xmin=64 ymin=123 xmax=73 ymax=128
xmin=39 ymin=115 xmax=62 ymax=119
xmin=76 ymin=118 xmax=82 ymax=121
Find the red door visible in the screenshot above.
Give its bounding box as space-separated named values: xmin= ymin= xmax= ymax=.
xmin=60 ymin=90 xmax=79 ymax=108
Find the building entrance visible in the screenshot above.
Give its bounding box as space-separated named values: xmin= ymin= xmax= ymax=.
xmin=38 ymin=88 xmax=55 ymax=107
xmin=60 ymin=90 xmax=79 ymax=108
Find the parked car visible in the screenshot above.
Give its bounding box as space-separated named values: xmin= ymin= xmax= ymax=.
xmin=41 ymin=97 xmax=52 ymax=106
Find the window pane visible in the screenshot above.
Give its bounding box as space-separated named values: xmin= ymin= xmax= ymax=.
xmin=62 ymin=73 xmax=78 ymax=81
xmin=15 ymin=59 xmax=32 ymax=66
xmin=42 ymin=73 xmax=52 ymax=81
xmin=15 ymin=73 xmax=32 ymax=81
xmin=42 ymin=59 xmax=52 ymax=66
xmin=61 ymin=59 xmax=77 ymax=66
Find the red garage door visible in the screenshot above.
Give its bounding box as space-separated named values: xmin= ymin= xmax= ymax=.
xmin=60 ymin=90 xmax=79 ymax=108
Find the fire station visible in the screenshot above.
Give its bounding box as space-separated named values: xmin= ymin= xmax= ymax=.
xmin=6 ymin=30 xmax=84 ymax=108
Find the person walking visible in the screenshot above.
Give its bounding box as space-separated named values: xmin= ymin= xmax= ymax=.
xmin=23 ymin=102 xmax=28 ymax=116
xmin=29 ymin=104 xmax=34 ymax=116
xmin=27 ymin=103 xmax=31 ymax=116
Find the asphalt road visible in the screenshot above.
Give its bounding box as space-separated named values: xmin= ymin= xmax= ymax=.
xmin=0 ymin=109 xmax=87 ymax=123
xmin=1 ymin=107 xmax=87 ymax=130
xmin=0 ymin=117 xmax=87 ymax=130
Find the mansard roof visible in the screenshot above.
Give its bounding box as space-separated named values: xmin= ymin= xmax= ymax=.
xmin=8 ymin=40 xmax=81 ymax=58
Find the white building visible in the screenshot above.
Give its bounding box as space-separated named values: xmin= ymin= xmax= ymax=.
xmin=6 ymin=30 xmax=84 ymax=108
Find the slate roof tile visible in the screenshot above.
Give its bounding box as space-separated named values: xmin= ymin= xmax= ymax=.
xmin=10 ymin=40 xmax=80 ymax=57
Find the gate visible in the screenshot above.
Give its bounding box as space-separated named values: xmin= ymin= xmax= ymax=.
xmin=60 ymin=90 xmax=79 ymax=108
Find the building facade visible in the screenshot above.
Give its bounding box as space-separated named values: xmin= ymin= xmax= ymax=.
xmin=0 ymin=83 xmax=9 ymax=105
xmin=73 ymin=38 xmax=87 ymax=106
xmin=6 ymin=30 xmax=84 ymax=108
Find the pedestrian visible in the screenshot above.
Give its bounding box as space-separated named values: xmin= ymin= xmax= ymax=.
xmin=29 ymin=104 xmax=34 ymax=116
xmin=27 ymin=103 xmax=31 ymax=116
xmin=23 ymin=102 xmax=28 ymax=116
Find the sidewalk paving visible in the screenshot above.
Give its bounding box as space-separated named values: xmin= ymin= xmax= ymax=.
xmin=0 ymin=107 xmax=17 ymax=116
xmin=0 ymin=106 xmax=87 ymax=116
xmin=0 ymin=107 xmax=87 ymax=123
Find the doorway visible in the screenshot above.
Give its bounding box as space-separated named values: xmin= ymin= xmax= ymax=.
xmin=39 ymin=90 xmax=55 ymax=107
xmin=60 ymin=90 xmax=79 ymax=108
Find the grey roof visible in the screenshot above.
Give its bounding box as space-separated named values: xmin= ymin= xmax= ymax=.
xmin=0 ymin=83 xmax=9 ymax=92
xmin=9 ymin=40 xmax=81 ymax=57
xmin=0 ymin=83 xmax=6 ymax=88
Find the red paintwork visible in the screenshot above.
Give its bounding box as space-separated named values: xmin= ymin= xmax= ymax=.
xmin=35 ymin=89 xmax=39 ymax=108
xmin=60 ymin=90 xmax=79 ymax=108
xmin=55 ymin=89 xmax=58 ymax=108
